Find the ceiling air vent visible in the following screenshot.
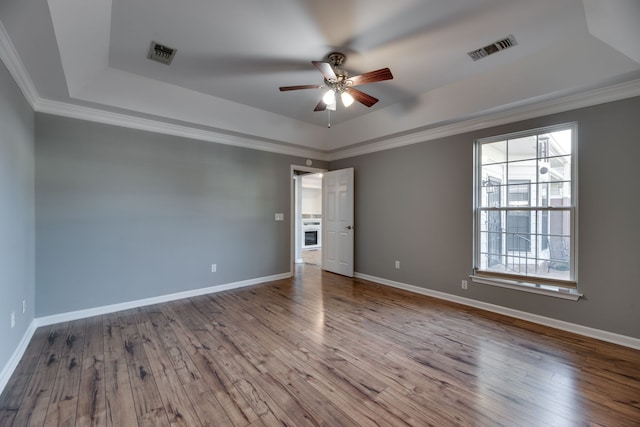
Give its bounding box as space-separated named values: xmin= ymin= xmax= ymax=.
xmin=147 ymin=41 xmax=177 ymax=65
xmin=467 ymin=35 xmax=517 ymax=61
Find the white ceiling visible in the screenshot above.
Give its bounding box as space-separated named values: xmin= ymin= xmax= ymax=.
xmin=1 ymin=0 xmax=639 ymax=159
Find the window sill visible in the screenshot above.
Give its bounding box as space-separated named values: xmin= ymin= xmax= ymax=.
xmin=470 ymin=275 xmax=582 ymax=301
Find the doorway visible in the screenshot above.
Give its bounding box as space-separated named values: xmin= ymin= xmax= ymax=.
xmin=291 ymin=165 xmax=326 ymax=268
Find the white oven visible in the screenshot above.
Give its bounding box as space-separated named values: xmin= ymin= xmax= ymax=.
xmin=302 ymin=219 xmax=321 ymax=249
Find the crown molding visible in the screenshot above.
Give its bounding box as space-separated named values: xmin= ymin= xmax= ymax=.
xmin=35 ymin=98 xmax=327 ymax=159
xmin=327 ymin=77 xmax=640 ymax=161
xmin=28 ymin=76 xmax=640 ymax=163
xmin=0 ymin=21 xmax=38 ymax=108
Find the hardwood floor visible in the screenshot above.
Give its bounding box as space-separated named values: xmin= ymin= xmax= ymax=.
xmin=301 ymin=249 xmax=321 ymax=265
xmin=1 ymin=264 xmax=639 ymax=426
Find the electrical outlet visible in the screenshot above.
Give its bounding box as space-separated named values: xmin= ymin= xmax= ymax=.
xmin=461 ymin=280 xmax=468 ymax=290
xmin=211 ymin=264 xmax=217 ymax=273
xmin=395 ymin=260 xmax=400 ymax=269
xmin=11 ymin=312 xmax=15 ymax=328
xmin=275 ymin=213 xmax=284 ymax=221
xmin=22 ymin=300 xmax=26 ymax=314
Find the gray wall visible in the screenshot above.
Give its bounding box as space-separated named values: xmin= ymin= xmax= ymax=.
xmin=0 ymin=61 xmax=35 ymax=370
xmin=331 ymin=96 xmax=640 ymax=339
xmin=35 ymin=114 xmax=321 ymax=316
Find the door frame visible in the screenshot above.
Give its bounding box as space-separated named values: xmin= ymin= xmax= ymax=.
xmin=290 ymin=164 xmax=327 ymax=271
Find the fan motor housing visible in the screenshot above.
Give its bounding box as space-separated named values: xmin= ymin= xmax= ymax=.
xmin=327 ymin=52 xmax=346 ymax=67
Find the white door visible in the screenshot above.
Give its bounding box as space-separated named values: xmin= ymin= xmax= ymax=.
xmin=322 ymin=168 xmax=354 ymax=277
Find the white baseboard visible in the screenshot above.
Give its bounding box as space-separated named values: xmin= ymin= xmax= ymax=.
xmin=0 ymin=320 xmax=37 ymax=395
xmin=35 ymin=272 xmax=292 ymax=327
xmin=1 ymin=272 xmax=291 ymax=397
xmin=355 ymin=273 xmax=640 ymax=350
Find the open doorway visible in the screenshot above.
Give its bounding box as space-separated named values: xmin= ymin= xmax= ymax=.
xmin=300 ymin=173 xmax=322 ymax=265
xmin=291 ymin=165 xmax=326 ymax=268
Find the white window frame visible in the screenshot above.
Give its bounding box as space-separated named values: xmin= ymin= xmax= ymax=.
xmin=471 ymin=123 xmax=581 ymax=300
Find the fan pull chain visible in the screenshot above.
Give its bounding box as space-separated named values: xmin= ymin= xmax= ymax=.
xmin=327 ymin=110 xmax=331 ymax=128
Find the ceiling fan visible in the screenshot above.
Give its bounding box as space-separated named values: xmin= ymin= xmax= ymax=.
xmin=279 ymin=52 xmax=393 ymax=112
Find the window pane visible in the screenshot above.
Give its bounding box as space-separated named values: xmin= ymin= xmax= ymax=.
xmin=508 ymin=135 xmax=537 ymax=161
xmin=537 ymin=207 xmax=571 ymax=280
xmin=480 ymin=176 xmax=503 ymax=207
xmin=507 ymin=160 xmax=536 ymax=188
xmin=537 ymin=135 xmax=550 ymax=159
xmin=547 ymin=155 xmax=572 ymax=182
xmin=482 ymin=140 xmax=506 ymax=164
xmin=505 ymin=210 xmax=531 ymax=251
xmin=507 ymin=179 xmax=530 ymax=207
xmin=541 ymin=209 xmax=572 ymax=242
xmin=549 ymin=182 xmax=571 ymax=207
xmin=536 ymin=182 xmax=549 ymax=207
xmin=480 ymin=210 xmax=488 ymax=232
xmin=481 ymin=163 xmax=505 ymax=182
xmin=547 ymin=129 xmax=572 ymax=155
xmin=538 ymin=162 xmax=550 ymax=185
xmin=479 ymin=234 xmax=504 ymax=269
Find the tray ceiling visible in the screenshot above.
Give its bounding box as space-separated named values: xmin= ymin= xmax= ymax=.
xmin=1 ymin=0 xmax=639 ymax=158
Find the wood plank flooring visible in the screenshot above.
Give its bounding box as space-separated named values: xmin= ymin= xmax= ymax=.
xmin=1 ymin=264 xmax=639 ymax=426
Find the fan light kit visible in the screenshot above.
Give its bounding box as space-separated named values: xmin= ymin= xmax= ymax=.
xmin=279 ymin=52 xmax=393 ymax=127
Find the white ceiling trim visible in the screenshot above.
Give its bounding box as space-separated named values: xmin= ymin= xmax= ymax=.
xmin=34 ymin=73 xmax=638 ymax=163
xmin=0 ymin=21 xmax=38 ymax=108
xmin=328 ymin=77 xmax=640 ymax=161
xmin=35 ymin=98 xmax=326 ymax=160
xmin=70 ymin=66 xmax=325 ymax=150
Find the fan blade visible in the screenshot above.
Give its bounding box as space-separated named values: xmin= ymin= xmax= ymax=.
xmin=279 ymin=84 xmax=323 ymax=91
xmin=348 ymin=68 xmax=393 ymax=86
xmin=312 ymin=61 xmax=338 ymax=81
xmin=345 ymin=88 xmax=379 ymax=107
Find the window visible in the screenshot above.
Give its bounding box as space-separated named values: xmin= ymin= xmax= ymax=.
xmin=473 ymin=123 xmax=577 ymax=291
